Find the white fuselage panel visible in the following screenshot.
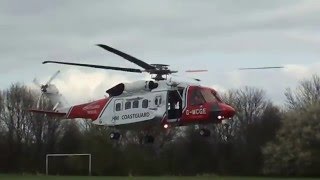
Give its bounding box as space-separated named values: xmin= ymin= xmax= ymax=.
xmin=93 ymin=90 xmax=168 ymax=127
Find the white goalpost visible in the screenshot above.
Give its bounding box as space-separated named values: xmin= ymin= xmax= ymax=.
xmin=46 ymin=153 xmax=92 ymax=176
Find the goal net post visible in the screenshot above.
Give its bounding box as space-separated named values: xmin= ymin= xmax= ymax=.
xmin=46 ymin=153 xmax=92 ymax=176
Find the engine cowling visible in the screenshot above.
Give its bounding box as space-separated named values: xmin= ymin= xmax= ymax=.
xmin=124 ymin=80 xmax=158 ymax=92
xmin=106 ymin=80 xmax=158 ymax=96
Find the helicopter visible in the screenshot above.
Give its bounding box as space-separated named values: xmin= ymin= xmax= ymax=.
xmin=30 ymin=44 xmax=282 ymax=143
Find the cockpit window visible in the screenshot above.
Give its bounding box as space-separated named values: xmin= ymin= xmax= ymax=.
xmin=213 ymin=91 xmax=222 ymax=102
xmin=201 ymin=89 xmax=221 ymax=102
xmin=190 ymin=89 xmax=205 ymax=105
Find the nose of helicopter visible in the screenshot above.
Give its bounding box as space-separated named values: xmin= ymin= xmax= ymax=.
xmin=219 ymin=103 xmax=236 ymax=119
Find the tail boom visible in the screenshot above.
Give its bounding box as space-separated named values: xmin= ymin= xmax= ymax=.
xmin=30 ymin=98 xmax=110 ymax=121
xmin=64 ymin=98 xmax=110 ymax=121
xmin=29 ymin=109 xmax=66 ymax=116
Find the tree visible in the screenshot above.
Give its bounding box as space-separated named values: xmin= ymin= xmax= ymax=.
xmin=0 ymin=84 xmax=36 ymax=172
xmin=0 ymin=90 xmax=9 ymax=172
xmin=221 ymin=86 xmax=269 ymax=142
xmin=0 ymin=89 xmax=4 ymax=122
xmin=0 ymin=84 xmax=63 ymax=173
xmin=81 ymin=125 xmax=125 ymax=176
xmin=285 ymin=74 xmax=320 ymax=110
xmin=263 ymin=75 xmax=320 ymax=176
xmin=29 ymin=97 xmax=63 ymax=172
xmin=58 ymin=121 xmax=83 ymax=153
xmin=215 ymin=86 xmax=281 ymax=175
xmin=263 ymin=103 xmax=320 ymax=176
xmin=0 ymin=89 xmax=5 ymax=135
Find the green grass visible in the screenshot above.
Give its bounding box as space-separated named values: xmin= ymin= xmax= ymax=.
xmin=0 ymin=175 xmax=318 ymax=180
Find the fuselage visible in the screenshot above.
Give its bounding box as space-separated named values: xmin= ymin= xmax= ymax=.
xmin=55 ymin=80 xmax=235 ymax=129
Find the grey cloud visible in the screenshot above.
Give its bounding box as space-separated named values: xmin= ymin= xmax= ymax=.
xmin=1 ymin=0 xmax=319 ymax=57
xmin=0 ymin=0 xmax=319 ymax=104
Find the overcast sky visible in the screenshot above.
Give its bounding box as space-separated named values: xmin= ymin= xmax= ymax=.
xmin=0 ymin=0 xmax=319 ymax=105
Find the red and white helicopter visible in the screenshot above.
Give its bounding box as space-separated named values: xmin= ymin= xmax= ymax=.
xmin=30 ymin=44 xmax=281 ymax=143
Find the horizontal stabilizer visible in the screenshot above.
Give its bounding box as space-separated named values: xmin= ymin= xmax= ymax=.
xmin=29 ymin=109 xmax=66 ymax=116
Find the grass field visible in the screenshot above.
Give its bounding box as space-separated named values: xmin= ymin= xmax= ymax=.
xmin=0 ymin=175 xmax=318 ymax=180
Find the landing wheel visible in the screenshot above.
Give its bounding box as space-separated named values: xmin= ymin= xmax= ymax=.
xmin=199 ymin=129 xmax=211 ymax=137
xmin=143 ymin=135 xmax=155 ymax=144
xmin=110 ymin=132 xmax=121 ymax=140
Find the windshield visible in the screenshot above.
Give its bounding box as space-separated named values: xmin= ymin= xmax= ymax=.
xmin=201 ymin=89 xmax=221 ymax=102
xmin=214 ymin=91 xmax=222 ymax=102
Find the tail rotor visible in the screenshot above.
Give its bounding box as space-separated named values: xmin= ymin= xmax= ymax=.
xmin=33 ymin=70 xmax=61 ymax=109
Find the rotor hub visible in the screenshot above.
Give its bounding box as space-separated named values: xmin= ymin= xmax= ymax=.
xmin=147 ymin=64 xmax=177 ymax=80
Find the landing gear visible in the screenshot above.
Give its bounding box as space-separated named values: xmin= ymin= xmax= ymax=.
xmin=109 ymin=132 xmax=121 ymax=140
xmin=199 ymin=128 xmax=211 ymax=137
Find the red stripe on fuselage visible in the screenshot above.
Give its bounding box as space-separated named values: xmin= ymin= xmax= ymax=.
xmin=67 ymin=98 xmax=109 ymax=121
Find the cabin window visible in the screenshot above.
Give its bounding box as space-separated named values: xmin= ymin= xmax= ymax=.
xmin=133 ymin=100 xmax=139 ymax=108
xmin=125 ymin=101 xmax=131 ymax=110
xmin=142 ymin=99 xmax=148 ymax=108
xmin=115 ymin=103 xmax=122 ymax=111
xmin=155 ymin=96 xmax=162 ymax=106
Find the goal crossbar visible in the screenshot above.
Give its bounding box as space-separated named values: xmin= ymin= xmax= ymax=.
xmin=46 ymin=153 xmax=92 ymax=176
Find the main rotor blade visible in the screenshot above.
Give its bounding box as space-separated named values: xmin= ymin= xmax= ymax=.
xmin=239 ymin=66 xmax=284 ymax=70
xmin=96 ymin=44 xmax=155 ymax=70
xmin=43 ymin=61 xmax=142 ymax=73
xmin=185 ymin=70 xmax=208 ymax=73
